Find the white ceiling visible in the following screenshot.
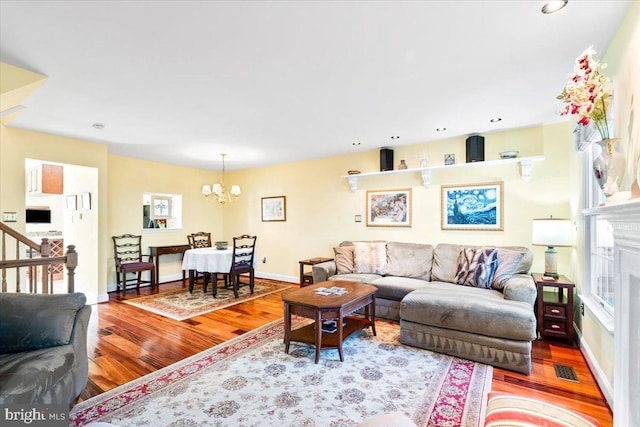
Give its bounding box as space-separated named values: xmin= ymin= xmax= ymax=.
xmin=0 ymin=1 xmax=632 ymax=172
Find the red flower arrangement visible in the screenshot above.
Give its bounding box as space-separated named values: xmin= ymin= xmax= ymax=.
xmin=557 ymin=47 xmax=611 ymax=140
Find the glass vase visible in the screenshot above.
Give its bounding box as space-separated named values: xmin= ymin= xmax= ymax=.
xmin=592 ymin=140 xmax=609 ymax=191
xmin=593 ymin=138 xmax=625 ymax=196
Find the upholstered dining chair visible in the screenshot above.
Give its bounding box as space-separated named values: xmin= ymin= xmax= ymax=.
xmin=187 ymin=232 xmax=228 ymax=293
xmin=229 ymin=234 xmax=257 ymax=298
xmin=112 ymin=234 xmax=155 ymax=294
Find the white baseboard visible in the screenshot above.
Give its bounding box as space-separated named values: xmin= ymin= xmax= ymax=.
xmin=255 ymin=271 xmax=298 ymax=284
xmin=574 ymin=323 xmax=614 ymax=408
xmin=83 ymin=291 xmax=109 ymax=305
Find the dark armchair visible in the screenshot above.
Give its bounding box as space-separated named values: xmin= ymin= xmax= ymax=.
xmin=0 ymin=292 xmax=91 ymax=407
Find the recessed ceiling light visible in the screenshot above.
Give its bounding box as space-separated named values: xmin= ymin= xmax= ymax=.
xmin=390 ymin=136 xmax=400 ymax=140
xmin=92 ymin=123 xmax=105 ymax=130
xmin=490 ymin=117 xmax=502 ymax=123
xmin=436 ymin=127 xmax=447 ymax=132
xmin=541 ymin=0 xmax=568 ymax=14
xmin=352 ymin=141 xmax=361 ymax=146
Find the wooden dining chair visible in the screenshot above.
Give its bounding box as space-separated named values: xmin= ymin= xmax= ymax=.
xmin=187 ymin=232 xmax=228 ymax=293
xmin=187 ymin=231 xmax=212 ymax=249
xmin=228 ymin=234 xmax=257 ymax=298
xmin=112 ymin=234 xmax=155 ymax=294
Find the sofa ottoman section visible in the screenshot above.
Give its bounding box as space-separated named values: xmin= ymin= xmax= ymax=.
xmin=400 ymin=285 xmax=537 ymax=374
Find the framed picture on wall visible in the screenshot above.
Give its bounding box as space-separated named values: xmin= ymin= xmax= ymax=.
xmin=441 ymin=181 xmax=503 ymax=230
xmin=261 ymin=196 xmax=286 ymax=222
xmin=151 ymin=195 xmax=171 ymax=219
xmin=65 ymin=195 xmax=77 ymax=211
xmin=79 ymin=192 xmax=92 ymax=210
xmin=366 ymin=188 xmax=412 ymax=227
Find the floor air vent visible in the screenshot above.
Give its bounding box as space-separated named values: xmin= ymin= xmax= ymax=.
xmin=554 ymin=363 xmax=579 ymax=382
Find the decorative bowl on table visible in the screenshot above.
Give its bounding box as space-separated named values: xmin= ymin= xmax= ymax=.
xmin=215 ymin=241 xmax=228 ymax=250
xmin=499 ymin=150 xmax=519 ymax=159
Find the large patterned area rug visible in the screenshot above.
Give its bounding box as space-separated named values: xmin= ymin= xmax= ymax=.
xmin=70 ymin=319 xmax=492 ymax=427
xmin=123 ymin=279 xmax=292 ymax=320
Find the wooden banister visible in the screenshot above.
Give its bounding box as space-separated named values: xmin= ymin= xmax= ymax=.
xmin=0 ymin=222 xmax=77 ymax=293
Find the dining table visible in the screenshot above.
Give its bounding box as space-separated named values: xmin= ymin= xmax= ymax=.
xmin=182 ymin=246 xmax=258 ymax=295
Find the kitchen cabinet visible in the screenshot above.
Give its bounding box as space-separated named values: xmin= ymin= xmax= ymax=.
xmin=26 ymin=164 xmax=63 ymax=194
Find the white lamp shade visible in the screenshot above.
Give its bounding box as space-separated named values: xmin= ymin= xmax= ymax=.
xmin=212 ymin=183 xmax=223 ymax=195
xmin=532 ymin=218 xmax=572 ymax=247
xmin=230 ymin=185 xmax=241 ymax=196
xmin=201 ymin=185 xmax=212 ymax=196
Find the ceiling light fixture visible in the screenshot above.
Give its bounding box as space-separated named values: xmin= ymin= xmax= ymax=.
xmin=201 ymin=153 xmax=241 ymax=205
xmin=92 ymin=123 xmax=105 ymax=130
xmin=390 ymin=136 xmax=400 ymax=140
xmin=490 ymin=117 xmax=502 ymax=123
xmin=541 ymin=0 xmax=568 ymax=14
xmin=436 ymin=127 xmax=447 ymax=132
xmin=352 ymin=141 xmax=361 ymax=146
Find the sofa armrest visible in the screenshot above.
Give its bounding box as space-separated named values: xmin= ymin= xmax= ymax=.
xmin=312 ymin=261 xmax=336 ymax=283
xmin=70 ymin=304 xmax=91 ymax=400
xmin=502 ymin=274 xmax=537 ymax=306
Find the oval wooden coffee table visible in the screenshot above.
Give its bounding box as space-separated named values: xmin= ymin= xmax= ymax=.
xmin=281 ymin=280 xmax=377 ymax=363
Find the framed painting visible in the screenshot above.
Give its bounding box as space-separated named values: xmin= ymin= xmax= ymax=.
xmin=65 ymin=195 xmax=77 ymax=211
xmin=441 ymin=181 xmax=503 ymax=230
xmin=262 ymin=196 xmax=286 ymax=222
xmin=151 ymin=195 xmax=171 ymax=219
xmin=79 ymin=192 xmax=91 ymax=210
xmin=366 ymin=188 xmax=412 ymax=227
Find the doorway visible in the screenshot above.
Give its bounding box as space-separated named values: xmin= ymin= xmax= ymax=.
xmin=25 ymin=158 xmax=99 ymax=303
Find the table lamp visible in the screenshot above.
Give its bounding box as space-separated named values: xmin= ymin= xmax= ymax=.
xmin=532 ymin=217 xmax=572 ymax=278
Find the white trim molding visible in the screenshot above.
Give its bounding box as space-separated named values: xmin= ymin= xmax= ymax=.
xmin=574 ymin=325 xmax=614 ymax=408
xmin=589 ymin=199 xmax=640 ymax=427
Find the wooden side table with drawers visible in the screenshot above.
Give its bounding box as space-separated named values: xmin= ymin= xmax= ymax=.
xmin=532 ymin=273 xmax=575 ymax=345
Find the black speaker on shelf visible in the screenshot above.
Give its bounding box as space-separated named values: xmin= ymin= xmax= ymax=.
xmin=466 ymin=135 xmax=485 ymax=163
xmin=380 ymin=148 xmax=394 ymax=171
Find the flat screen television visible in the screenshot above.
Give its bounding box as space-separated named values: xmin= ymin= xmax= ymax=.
xmin=25 ymin=209 xmax=51 ymax=224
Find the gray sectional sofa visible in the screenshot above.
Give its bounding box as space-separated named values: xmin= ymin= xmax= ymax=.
xmin=312 ymin=241 xmax=537 ymax=374
xmin=0 ymin=292 xmax=91 ymax=407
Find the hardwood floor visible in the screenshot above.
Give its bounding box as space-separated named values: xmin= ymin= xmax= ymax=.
xmin=80 ymin=279 xmax=613 ymax=426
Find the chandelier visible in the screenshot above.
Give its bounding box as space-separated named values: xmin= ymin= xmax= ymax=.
xmin=201 ymin=153 xmax=241 ymax=204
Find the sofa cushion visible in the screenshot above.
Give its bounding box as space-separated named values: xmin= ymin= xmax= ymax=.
xmin=370 ymin=276 xmax=430 ymax=301
xmin=334 ymin=246 xmax=355 ymax=274
xmin=455 ymin=247 xmax=498 ymax=288
xmin=400 ymin=283 xmax=537 ymax=341
xmin=0 ymin=293 xmax=87 ymax=354
xmin=432 ymin=244 xmax=533 ymax=284
xmin=329 ymin=273 xmax=383 ymax=283
xmin=353 ymin=241 xmax=387 ymax=275
xmin=0 ymin=344 xmax=75 ymax=403
xmin=386 ymin=242 xmax=433 ymax=281
xmin=492 ymin=249 xmax=526 ymax=290
xmin=431 ymin=243 xmax=463 ymax=283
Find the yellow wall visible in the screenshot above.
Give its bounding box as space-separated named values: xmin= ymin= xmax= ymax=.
xmin=223 ymin=123 xmax=574 ymax=281
xmin=107 ymin=154 xmax=224 ymax=288
xmin=0 ymin=126 xmax=109 ymax=295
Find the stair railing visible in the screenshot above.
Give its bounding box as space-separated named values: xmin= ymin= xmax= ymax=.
xmin=0 ymin=222 xmax=77 ymax=293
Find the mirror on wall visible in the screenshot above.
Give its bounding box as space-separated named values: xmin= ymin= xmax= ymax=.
xmin=143 ymin=193 xmax=182 ymax=230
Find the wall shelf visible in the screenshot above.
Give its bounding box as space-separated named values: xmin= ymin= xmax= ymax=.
xmin=341 ymin=155 xmax=544 ymax=191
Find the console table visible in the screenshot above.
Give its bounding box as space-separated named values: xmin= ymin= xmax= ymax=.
xmin=149 ymin=244 xmax=191 ymax=284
